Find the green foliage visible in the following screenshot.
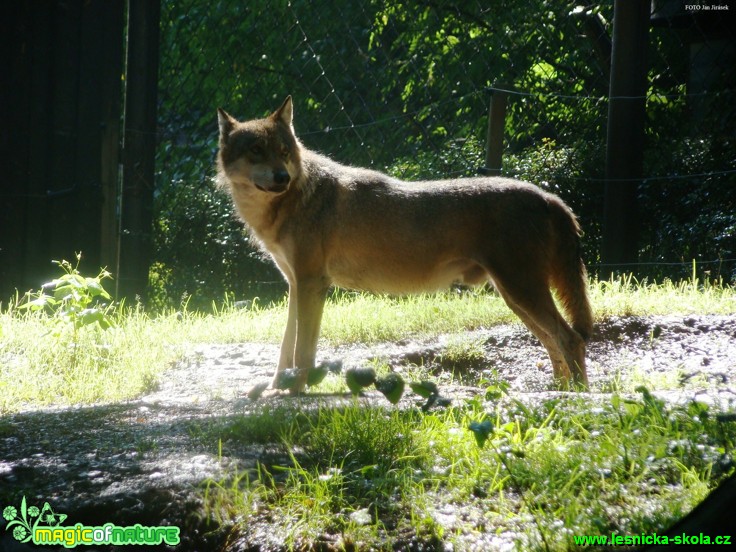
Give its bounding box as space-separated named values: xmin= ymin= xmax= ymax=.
xmin=205 ymin=390 xmax=735 ymax=549
xmin=367 ymin=1 xmax=611 ymax=151
xmin=639 ymin=138 xmax=736 ymax=282
xmin=14 ymin=254 xmax=117 ymax=383
xmin=384 ymin=135 xmax=486 ymax=180
xmin=154 ymin=0 xmax=735 ymax=307
xmin=19 ymin=254 xmax=115 ymax=334
xmin=1 ymin=259 xmax=182 ymax=412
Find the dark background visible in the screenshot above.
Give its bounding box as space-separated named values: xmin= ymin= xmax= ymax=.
xmin=2 ymin=0 xmax=734 ymax=310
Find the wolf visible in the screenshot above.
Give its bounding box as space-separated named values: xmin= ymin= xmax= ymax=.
xmin=216 ymin=96 xmax=593 ymax=394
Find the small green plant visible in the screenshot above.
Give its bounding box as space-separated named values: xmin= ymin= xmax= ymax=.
xmin=1 ymin=255 xmax=180 ymax=411
xmin=20 ymin=253 xmax=115 ymax=334
xmin=17 ymin=254 xmax=115 ymax=375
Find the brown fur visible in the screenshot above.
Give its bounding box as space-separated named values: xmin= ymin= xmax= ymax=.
xmin=216 ymin=96 xmax=593 ymax=393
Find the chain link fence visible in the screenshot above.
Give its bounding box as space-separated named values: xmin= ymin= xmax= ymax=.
xmin=153 ymin=0 xmax=735 ymax=309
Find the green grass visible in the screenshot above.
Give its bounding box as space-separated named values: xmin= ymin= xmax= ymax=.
xmin=2 ymin=267 xmax=736 ymax=548
xmin=0 ymin=304 xmax=176 ymax=412
xmin=589 ymin=273 xmax=736 ymax=318
xmin=171 ymin=288 xmax=516 ymax=347
xmin=1 ymin=274 xmax=735 ymax=413
xmin=204 ymin=392 xmax=734 ymax=550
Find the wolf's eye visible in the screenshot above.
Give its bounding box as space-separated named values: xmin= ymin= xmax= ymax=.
xmin=281 ymin=148 xmax=289 ymax=159
xmin=249 ymin=145 xmax=263 ymax=156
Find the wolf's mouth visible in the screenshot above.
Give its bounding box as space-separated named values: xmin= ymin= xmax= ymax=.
xmin=254 ymin=182 xmax=289 ymax=194
xmin=253 ymin=170 xmax=290 ymax=193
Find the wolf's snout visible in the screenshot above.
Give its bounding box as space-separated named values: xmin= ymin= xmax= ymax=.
xmin=273 ymin=170 xmax=290 ymax=186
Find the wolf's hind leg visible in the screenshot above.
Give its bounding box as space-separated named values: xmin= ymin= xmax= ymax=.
xmin=491 ymin=271 xmax=588 ymax=389
xmin=496 ymin=286 xmax=570 ymax=381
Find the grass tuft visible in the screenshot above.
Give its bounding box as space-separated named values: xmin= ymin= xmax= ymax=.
xmin=205 ymin=391 xmax=734 ymax=549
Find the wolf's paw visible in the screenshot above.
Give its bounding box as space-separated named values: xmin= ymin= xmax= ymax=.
xmin=246 ymin=381 xmax=271 ymax=400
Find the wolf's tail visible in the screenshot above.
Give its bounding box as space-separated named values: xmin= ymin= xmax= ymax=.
xmin=550 ymin=201 xmax=594 ymax=341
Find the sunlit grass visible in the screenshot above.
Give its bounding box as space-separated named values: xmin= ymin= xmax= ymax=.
xmin=590 ymin=272 xmax=736 ymax=318
xmin=2 ymin=267 xmax=735 ymax=548
xmin=0 ymin=304 xmax=180 ymax=412
xmin=179 ymin=275 xmax=736 ymax=347
xmin=1 ymin=273 xmax=734 ymax=413
xmin=204 ymin=391 xmax=732 ymax=550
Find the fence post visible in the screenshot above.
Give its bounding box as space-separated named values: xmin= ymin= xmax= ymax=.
xmin=117 ymin=0 xmax=160 ymax=301
xmin=480 ymin=88 xmax=508 ymax=176
xmin=602 ymin=0 xmax=649 ymax=277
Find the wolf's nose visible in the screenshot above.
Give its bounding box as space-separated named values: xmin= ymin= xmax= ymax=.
xmin=273 ymin=170 xmax=290 ymax=185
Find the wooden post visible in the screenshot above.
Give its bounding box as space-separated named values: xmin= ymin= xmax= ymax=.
xmin=118 ymin=0 xmax=160 ymax=301
xmin=602 ymin=0 xmax=649 ymax=277
xmin=480 ymin=88 xmax=508 ymax=176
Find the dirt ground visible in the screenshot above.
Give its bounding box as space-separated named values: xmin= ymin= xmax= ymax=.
xmin=1 ymin=314 xmax=735 ymax=550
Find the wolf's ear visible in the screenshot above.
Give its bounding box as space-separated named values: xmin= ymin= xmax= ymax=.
xmin=217 ymin=108 xmax=235 ymax=138
xmin=273 ymin=96 xmax=293 ymax=127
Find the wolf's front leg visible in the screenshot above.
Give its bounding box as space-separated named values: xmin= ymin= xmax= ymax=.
xmin=275 ymin=284 xmax=298 ymax=375
xmin=290 ymin=276 xmax=330 ymax=394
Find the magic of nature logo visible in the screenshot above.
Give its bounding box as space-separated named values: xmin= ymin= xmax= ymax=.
xmin=3 ymin=496 xmax=180 ymax=547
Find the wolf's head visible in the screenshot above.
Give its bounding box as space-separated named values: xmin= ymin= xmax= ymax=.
xmin=217 ymin=96 xmax=301 ymax=194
